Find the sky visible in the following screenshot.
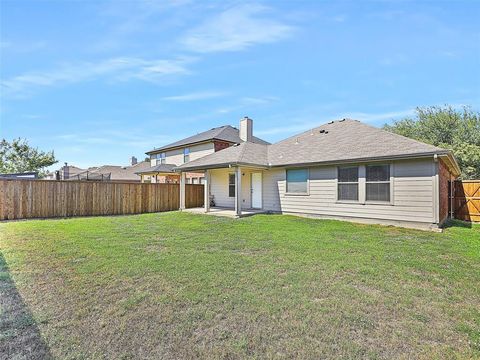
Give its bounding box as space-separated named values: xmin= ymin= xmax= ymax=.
xmin=1 ymin=0 xmax=479 ymax=170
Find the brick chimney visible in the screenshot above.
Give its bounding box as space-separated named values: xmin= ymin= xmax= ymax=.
xmin=63 ymin=162 xmax=69 ymax=180
xmin=239 ymin=116 xmax=253 ymax=142
xmin=130 ymin=156 xmax=137 ymax=166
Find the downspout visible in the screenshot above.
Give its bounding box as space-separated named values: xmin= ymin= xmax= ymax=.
xmin=433 ymin=154 xmax=440 ymax=225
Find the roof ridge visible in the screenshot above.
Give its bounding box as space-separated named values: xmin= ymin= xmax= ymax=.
xmin=237 ymin=142 xmax=249 ymax=163
xmin=271 ymin=119 xmax=347 ymax=145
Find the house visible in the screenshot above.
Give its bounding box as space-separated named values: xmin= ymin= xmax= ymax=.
xmin=137 ymin=118 xmax=269 ymax=183
xmin=176 ymin=118 xmax=460 ymax=230
xmin=48 ymin=157 xmax=149 ymax=182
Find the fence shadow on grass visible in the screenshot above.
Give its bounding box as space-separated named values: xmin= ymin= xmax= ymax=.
xmin=0 ymin=252 xmax=52 ymax=359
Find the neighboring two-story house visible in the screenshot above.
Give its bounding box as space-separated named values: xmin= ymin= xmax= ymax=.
xmin=137 ymin=117 xmax=269 ymax=183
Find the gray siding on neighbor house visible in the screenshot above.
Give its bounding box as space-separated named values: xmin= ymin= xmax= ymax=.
xmin=262 ymin=158 xmax=436 ymax=224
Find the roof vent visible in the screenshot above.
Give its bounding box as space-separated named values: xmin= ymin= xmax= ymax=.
xmin=339 ymin=118 xmax=346 ymax=122
xmin=294 ymin=137 xmax=299 ymax=145
xmin=319 ymin=129 xmax=325 ymax=134
xmin=328 ymin=121 xmax=334 ymax=124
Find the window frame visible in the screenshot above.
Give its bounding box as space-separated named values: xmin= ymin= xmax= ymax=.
xmin=285 ymin=168 xmax=310 ymax=196
xmin=336 ymin=166 xmax=360 ymax=203
xmin=228 ymin=173 xmax=235 ymax=198
xmin=365 ymin=163 xmax=392 ymax=204
xmin=183 ymin=148 xmax=190 ymax=163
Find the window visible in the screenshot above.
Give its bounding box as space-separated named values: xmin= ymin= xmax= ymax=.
xmin=228 ymin=173 xmax=235 ymax=197
xmin=338 ymin=166 xmax=359 ymax=201
xmin=366 ymin=165 xmax=390 ymax=202
xmin=192 ymin=178 xmax=198 ymax=184
xmin=286 ymin=169 xmax=308 ymax=194
xmin=160 ymin=152 xmax=166 ymax=164
xmin=199 ymin=177 xmax=205 ymax=184
xmin=183 ymin=148 xmax=190 ymax=163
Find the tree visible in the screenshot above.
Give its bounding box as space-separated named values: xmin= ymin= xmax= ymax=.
xmin=384 ymin=105 xmax=480 ymax=179
xmin=0 ymin=138 xmax=57 ymax=177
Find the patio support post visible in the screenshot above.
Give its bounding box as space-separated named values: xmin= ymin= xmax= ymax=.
xmin=204 ymin=170 xmax=210 ymax=213
xmin=235 ymin=166 xmax=242 ymax=216
xmin=180 ymin=172 xmax=186 ymax=210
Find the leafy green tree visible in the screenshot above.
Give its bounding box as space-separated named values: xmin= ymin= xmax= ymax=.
xmin=0 ymin=138 xmax=57 ymax=177
xmin=384 ymin=105 xmax=480 ymax=179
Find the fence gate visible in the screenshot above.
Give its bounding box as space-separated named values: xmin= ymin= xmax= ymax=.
xmin=452 ymin=180 xmax=480 ymax=222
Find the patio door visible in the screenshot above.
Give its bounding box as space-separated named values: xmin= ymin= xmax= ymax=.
xmin=251 ymin=172 xmax=262 ymax=209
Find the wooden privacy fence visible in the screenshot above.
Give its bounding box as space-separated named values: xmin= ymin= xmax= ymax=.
xmin=0 ymin=179 xmax=204 ymax=220
xmin=451 ymin=180 xmax=480 ymax=222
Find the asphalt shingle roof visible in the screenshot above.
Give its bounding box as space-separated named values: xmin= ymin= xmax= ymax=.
xmin=176 ymin=119 xmax=449 ymax=171
xmin=135 ymin=163 xmax=177 ymax=174
xmin=267 ymin=119 xmax=446 ymax=166
xmin=146 ymin=125 xmax=269 ymax=154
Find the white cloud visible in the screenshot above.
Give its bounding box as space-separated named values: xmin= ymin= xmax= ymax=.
xmin=161 ymin=91 xmax=227 ymax=101
xmin=255 ymin=109 xmax=416 ymax=137
xmin=1 ymin=57 xmax=194 ymax=97
xmin=181 ymin=4 xmax=294 ymax=53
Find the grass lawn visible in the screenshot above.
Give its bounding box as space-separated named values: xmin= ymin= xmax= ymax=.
xmin=0 ymin=212 xmax=479 ymax=359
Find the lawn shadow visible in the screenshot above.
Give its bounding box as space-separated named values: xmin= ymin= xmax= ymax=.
xmin=442 ymin=219 xmax=473 ymax=229
xmin=0 ymin=252 xmax=52 ymax=359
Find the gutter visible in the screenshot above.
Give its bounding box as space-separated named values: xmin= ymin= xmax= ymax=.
xmin=173 ymin=150 xmax=458 ymax=173
xmin=175 ymin=161 xmax=269 ymax=172
xmin=268 ymin=151 xmax=451 ymax=169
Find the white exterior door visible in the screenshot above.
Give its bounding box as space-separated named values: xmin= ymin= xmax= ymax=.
xmin=251 ymin=172 xmax=262 ymax=209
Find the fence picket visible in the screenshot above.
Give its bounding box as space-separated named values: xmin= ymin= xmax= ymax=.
xmin=0 ymin=179 xmax=204 ymax=220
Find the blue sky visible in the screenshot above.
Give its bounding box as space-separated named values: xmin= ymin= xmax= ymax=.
xmin=1 ymin=0 xmax=479 ymax=169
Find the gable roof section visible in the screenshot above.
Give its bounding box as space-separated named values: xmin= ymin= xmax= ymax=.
xmin=146 ymin=125 xmax=269 ymax=154
xmin=175 ymin=119 xmax=451 ymax=171
xmin=267 ymin=119 xmax=447 ymax=166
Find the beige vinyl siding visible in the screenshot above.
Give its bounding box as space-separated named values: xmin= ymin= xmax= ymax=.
xmin=189 ymin=142 xmax=215 ymax=162
xmin=263 ymin=158 xmax=436 ymax=224
xmin=164 ymin=142 xmax=215 ymax=166
xmin=209 ymin=168 xmax=252 ymax=209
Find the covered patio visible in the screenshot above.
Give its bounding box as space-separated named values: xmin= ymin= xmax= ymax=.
xmin=178 ymin=165 xmax=267 ymax=218
xmin=175 ymin=141 xmax=270 ymax=218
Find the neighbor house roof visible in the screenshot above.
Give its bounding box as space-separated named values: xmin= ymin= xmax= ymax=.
xmin=135 ymin=163 xmax=177 ymax=175
xmin=146 ymin=125 xmax=269 ymax=154
xmin=176 ymin=119 xmax=455 ymax=172
xmin=70 ymin=161 xmax=151 ymax=181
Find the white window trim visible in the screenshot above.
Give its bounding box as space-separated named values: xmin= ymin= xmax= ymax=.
xmin=335 ymin=164 xmax=394 ymax=205
xmin=285 ymin=168 xmax=310 ymax=196
xmin=228 ymin=172 xmax=235 ymax=198
xmin=336 ymin=166 xmax=360 ymax=203
xmin=364 ymin=163 xmax=393 ymax=205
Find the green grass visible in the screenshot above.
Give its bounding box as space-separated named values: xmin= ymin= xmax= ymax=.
xmin=0 ymin=212 xmax=479 ymax=359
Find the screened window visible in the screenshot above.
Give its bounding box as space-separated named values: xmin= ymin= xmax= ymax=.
xmin=183 ymin=148 xmax=190 ymax=163
xmin=338 ymin=166 xmax=359 ymax=201
xmin=286 ymin=169 xmax=308 ymax=194
xmin=366 ymin=165 xmax=390 ymax=202
xmin=228 ymin=173 xmax=235 ymax=197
